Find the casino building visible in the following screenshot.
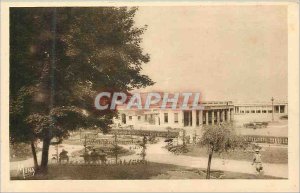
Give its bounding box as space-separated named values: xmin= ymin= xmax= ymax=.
xmin=114 ymin=99 xmax=235 ymax=136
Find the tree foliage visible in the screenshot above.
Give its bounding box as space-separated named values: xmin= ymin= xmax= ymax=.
xmin=200 ymin=123 xmax=246 ymax=153
xmin=200 ymin=123 xmax=247 ymax=178
xmin=10 ymin=7 xmax=154 ymax=170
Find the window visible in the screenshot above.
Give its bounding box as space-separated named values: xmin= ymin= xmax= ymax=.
xmin=262 ymin=110 xmax=267 ymax=113
xmin=240 ymin=111 xmax=244 ymax=113
xmin=129 ymin=116 xmax=132 ymax=120
xmin=251 ymin=110 xmax=255 ymax=113
xmin=138 ymin=116 xmax=141 ymax=120
xmin=268 ymin=110 xmax=272 ymax=113
xmin=184 ymin=111 xmax=192 ymax=126
xmin=174 ymin=113 xmax=178 ymax=123
xmin=246 ymin=110 xmax=250 ymax=113
xmin=274 ymin=106 xmax=279 ymax=113
xmin=121 ymin=114 xmax=126 ymax=124
xmin=164 ymin=113 xmax=168 ymax=123
xmin=280 ymin=105 xmax=285 ymax=113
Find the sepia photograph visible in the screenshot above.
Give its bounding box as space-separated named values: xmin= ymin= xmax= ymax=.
xmin=1 ymin=1 xmax=299 ymax=192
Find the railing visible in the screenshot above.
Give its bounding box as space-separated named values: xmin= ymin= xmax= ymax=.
xmin=243 ymin=135 xmax=288 ymax=145
xmin=83 ymin=138 xmax=140 ymax=145
xmin=53 ymin=159 xmax=148 ymax=166
xmin=110 ymin=129 xmax=179 ymax=138
xmin=202 ymin=101 xmax=233 ymax=106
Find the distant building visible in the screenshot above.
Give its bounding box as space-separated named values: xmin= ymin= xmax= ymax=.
xmin=233 ymin=101 xmax=288 ymax=125
xmin=234 ymin=101 xmax=288 ymax=114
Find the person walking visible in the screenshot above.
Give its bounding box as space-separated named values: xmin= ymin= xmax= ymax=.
xmin=252 ymin=148 xmax=263 ymax=174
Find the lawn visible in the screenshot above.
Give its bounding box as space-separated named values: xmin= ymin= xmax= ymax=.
xmin=235 ymin=118 xmax=288 ymax=137
xmin=182 ymin=145 xmax=288 ymax=164
xmin=11 ymin=162 xmax=185 ymax=180
xmin=11 ymin=162 xmax=284 ymax=180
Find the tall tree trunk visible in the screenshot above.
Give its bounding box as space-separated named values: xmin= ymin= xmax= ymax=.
xmin=114 ymin=134 xmax=118 ymax=164
xmin=30 ymin=140 xmax=39 ymax=169
xmin=40 ymin=137 xmax=51 ymax=173
xmin=206 ymin=152 xmax=213 ymax=179
xmin=39 ymin=7 xmax=57 ymax=175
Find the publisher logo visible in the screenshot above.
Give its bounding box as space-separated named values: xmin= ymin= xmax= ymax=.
xmin=18 ymin=164 xmax=35 ymax=179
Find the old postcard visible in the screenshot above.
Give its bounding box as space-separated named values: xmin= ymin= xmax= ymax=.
xmin=0 ymin=0 xmax=299 ymax=192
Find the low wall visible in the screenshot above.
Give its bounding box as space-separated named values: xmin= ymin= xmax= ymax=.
xmin=243 ymin=135 xmax=288 ymax=145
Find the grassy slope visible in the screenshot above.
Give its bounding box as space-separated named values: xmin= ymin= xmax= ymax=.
xmin=183 ymin=145 xmax=288 ymax=164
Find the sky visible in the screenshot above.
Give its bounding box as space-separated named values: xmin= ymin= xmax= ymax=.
xmin=133 ymin=6 xmax=287 ymax=103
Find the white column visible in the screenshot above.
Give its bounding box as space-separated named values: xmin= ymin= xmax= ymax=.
xmin=230 ymin=109 xmax=234 ymax=121
xmin=217 ymin=110 xmax=220 ymax=123
xmin=206 ymin=111 xmax=209 ymax=125
xmin=178 ymin=111 xmax=184 ymax=127
xmin=160 ymin=112 xmax=165 ymax=125
xmin=226 ymin=110 xmax=230 ymax=122
xmin=278 ymin=105 xmax=281 ymax=113
xmin=221 ymin=110 xmax=225 ymax=122
xmin=132 ymin=116 xmax=137 ymax=125
xmin=192 ymin=110 xmax=197 ymax=127
xmin=169 ymin=111 xmax=174 ymax=125
xmin=155 ymin=116 xmax=159 ymax=126
xmin=199 ymin=110 xmax=203 ymax=126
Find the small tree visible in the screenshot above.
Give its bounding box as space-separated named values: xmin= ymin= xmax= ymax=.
xmin=111 ymin=134 xmax=128 ymax=164
xmin=112 ymin=144 xmax=123 ymax=164
xmin=200 ymin=123 xmax=247 ymax=179
xmin=182 ymin=129 xmax=186 ymax=147
xmin=139 ymin=135 xmax=147 ymax=161
xmin=112 ymin=133 xmax=120 ymax=163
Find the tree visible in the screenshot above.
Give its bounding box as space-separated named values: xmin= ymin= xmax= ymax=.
xmin=112 ymin=133 xmax=120 ymax=163
xmin=139 ymin=135 xmax=147 ymax=161
xmin=199 ymin=123 xmax=247 ymax=179
xmin=10 ymin=87 xmax=40 ymax=169
xmin=10 ymin=7 xmax=154 ymax=172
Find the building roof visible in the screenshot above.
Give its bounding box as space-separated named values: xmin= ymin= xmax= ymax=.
xmin=116 ymin=92 xmax=234 ymax=110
